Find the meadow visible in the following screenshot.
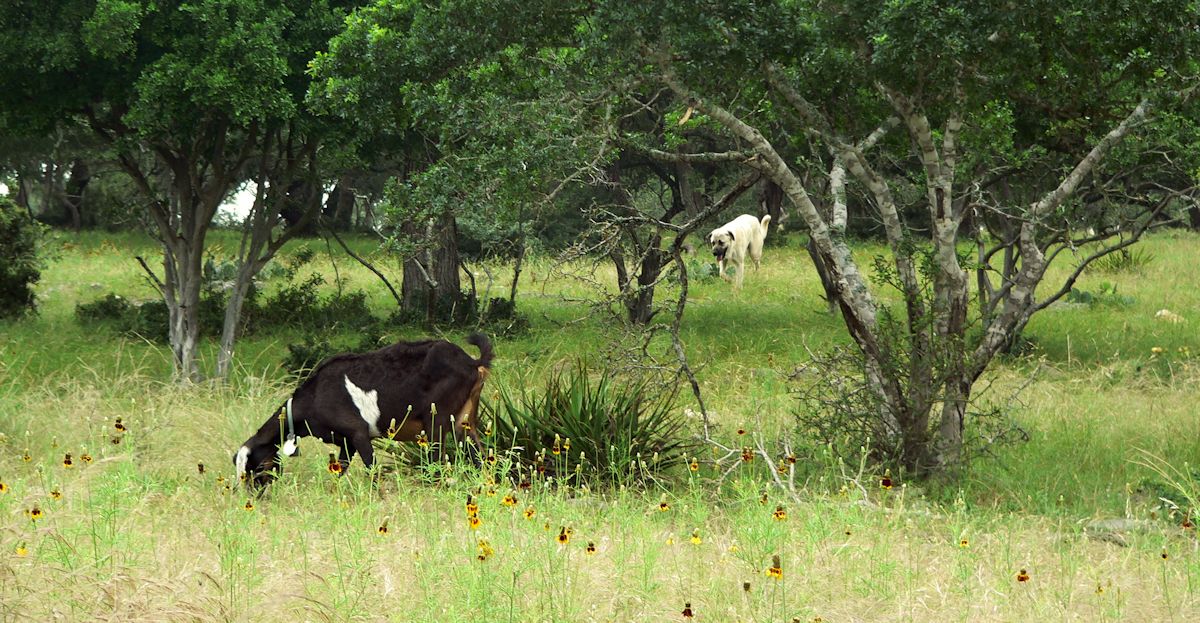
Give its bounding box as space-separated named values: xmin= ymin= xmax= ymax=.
xmin=1 ymin=229 xmax=1199 ymax=622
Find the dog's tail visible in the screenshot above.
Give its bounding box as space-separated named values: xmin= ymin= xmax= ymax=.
xmin=467 ymin=333 xmax=495 ymax=368
xmin=760 ymin=214 xmax=772 ymax=233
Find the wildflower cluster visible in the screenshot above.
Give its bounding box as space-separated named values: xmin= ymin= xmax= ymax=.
xmin=106 ymin=417 xmax=129 ymax=445
xmin=466 ymin=494 xmax=482 ymax=530
xmin=477 ymin=539 xmax=495 ymax=561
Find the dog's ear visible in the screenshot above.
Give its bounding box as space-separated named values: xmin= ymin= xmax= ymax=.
xmin=727 ymin=231 xmax=735 ymax=241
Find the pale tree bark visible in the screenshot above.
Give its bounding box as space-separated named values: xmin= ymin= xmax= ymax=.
xmin=972 ymin=99 xmax=1154 ymax=375
xmin=879 ymin=87 xmax=972 ymax=467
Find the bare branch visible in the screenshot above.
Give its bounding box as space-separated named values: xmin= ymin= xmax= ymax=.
xmin=645 ymin=148 xmax=756 ymax=165
xmin=327 ymin=227 xmax=403 ymax=307
xmin=1033 ymin=201 xmax=1171 ymax=313
xmin=134 ymin=255 xmax=166 ymax=293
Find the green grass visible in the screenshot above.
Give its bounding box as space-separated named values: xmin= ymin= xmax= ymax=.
xmin=1 ymin=229 xmax=1199 ymax=620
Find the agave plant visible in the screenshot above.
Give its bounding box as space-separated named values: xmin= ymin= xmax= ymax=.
xmin=484 ymin=360 xmax=694 ymax=485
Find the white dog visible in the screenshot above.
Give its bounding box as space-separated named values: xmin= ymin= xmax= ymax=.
xmin=708 ymin=214 xmax=771 ymax=289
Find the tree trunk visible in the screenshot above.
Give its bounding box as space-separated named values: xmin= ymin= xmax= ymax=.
xmin=163 ymin=231 xmax=205 ymax=383
xmin=279 ymin=178 xmax=322 ymax=236
xmin=62 ymin=158 xmax=90 ymax=230
xmin=324 ymin=178 xmax=355 ymax=231
xmin=216 ymin=263 xmax=255 ymax=379
xmin=401 ymin=213 xmax=463 ymax=323
xmin=508 ymin=237 xmax=525 ymax=304
xmin=758 ymin=179 xmax=787 ymax=232
xmin=805 ymin=236 xmax=839 ymax=314
xmin=15 ymin=175 xmax=33 ymax=219
xmin=627 ymin=234 xmax=664 ymax=324
xmin=216 ymin=135 xmax=322 ymax=380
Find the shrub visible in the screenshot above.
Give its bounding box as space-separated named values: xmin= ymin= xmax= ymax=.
xmin=282 ymin=334 xmax=335 ymax=376
xmin=76 ymin=291 xmax=220 ymax=342
xmin=76 ymin=242 xmax=382 ymax=345
xmin=281 ymin=329 xmax=386 ymax=377
xmin=480 ymin=297 xmax=530 ymax=336
xmin=75 ymin=293 xmax=132 ymax=324
xmin=483 ymin=361 xmax=695 ymax=486
xmin=791 ymin=345 xmax=1027 ymax=471
xmin=0 ymin=197 xmax=43 ymax=318
xmin=1064 ymin=281 xmax=1134 ymax=307
xmin=670 ymin=258 xmax=722 ymax=284
xmin=258 ymin=273 xmax=324 ymax=327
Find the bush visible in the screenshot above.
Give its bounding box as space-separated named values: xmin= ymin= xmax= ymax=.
xmin=1064 ymin=281 xmax=1135 ymax=307
xmin=669 ymin=257 xmax=722 ymax=285
xmin=0 ymin=197 xmax=43 ymax=318
xmin=76 ymin=294 xmax=172 ymax=341
xmin=480 ymin=297 xmax=530 ymax=336
xmin=75 ymin=293 xmax=132 ymax=323
xmin=791 ymin=345 xmax=1027 ymax=471
xmin=282 ymin=334 xmax=335 ymax=376
xmin=280 ymin=329 xmax=386 ymax=377
xmin=257 ymin=273 xmax=324 ymax=327
xmin=388 ymin=289 xmax=481 ymax=327
xmin=483 ymin=361 xmax=695 ymax=486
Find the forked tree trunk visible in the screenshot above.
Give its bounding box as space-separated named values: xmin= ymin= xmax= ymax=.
xmin=216 ymin=137 xmax=321 ymax=380
xmin=660 ymin=57 xmax=1156 ymax=475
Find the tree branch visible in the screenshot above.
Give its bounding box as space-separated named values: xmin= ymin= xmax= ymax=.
xmin=1030 ymin=99 xmax=1152 ymax=219
xmin=645 ymin=148 xmax=756 ymax=165
xmin=327 ymin=226 xmax=403 ymax=307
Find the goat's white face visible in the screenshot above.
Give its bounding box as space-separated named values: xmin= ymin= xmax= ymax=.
xmin=708 ymin=230 xmax=735 ymax=259
xmin=233 ymin=443 xmax=281 ymax=489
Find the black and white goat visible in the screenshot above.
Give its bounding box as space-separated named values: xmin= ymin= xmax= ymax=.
xmin=234 ymin=333 xmax=494 ymax=488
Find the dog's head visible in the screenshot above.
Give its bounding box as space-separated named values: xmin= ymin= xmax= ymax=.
xmin=708 ymin=229 xmax=734 ymax=260
xmin=233 ymin=441 xmax=282 ymax=490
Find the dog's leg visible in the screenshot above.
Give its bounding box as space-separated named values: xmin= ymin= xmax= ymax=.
xmin=718 ymin=257 xmax=729 ymax=281
xmin=734 ymin=259 xmax=746 ymax=290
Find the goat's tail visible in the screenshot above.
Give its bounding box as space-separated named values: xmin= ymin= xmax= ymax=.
xmin=467 ymin=333 xmax=495 ymax=368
